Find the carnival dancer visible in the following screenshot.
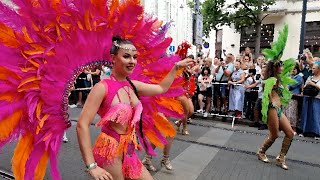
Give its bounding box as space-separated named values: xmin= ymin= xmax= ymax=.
xmin=77 ymin=36 xmax=193 ymax=179
xmin=0 ymin=0 xmax=192 ymax=179
xmin=257 ymin=25 xmax=296 ymax=170
xmin=142 ymin=114 xmax=176 ymax=172
xmin=142 ymin=42 xmax=195 ymax=172
xmin=174 ymin=43 xmax=196 ymax=135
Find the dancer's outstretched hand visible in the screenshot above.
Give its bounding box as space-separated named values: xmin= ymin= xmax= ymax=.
xmin=89 ymin=166 xmax=113 ymax=180
xmin=176 ymin=58 xmax=196 ymax=69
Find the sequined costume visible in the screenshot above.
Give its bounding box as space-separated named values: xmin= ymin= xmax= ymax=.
xmin=181 ymin=70 xmax=196 ymax=98
xmin=92 ymin=78 xmax=142 ymax=178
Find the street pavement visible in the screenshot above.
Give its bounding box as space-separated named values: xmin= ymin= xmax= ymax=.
xmin=0 ymin=107 xmax=320 ymax=180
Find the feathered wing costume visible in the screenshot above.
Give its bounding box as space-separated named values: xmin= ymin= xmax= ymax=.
xmin=261 ymin=24 xmax=296 ymax=123
xmin=0 ymin=0 xmax=184 ymax=179
xmin=175 ymin=41 xmax=196 ymax=97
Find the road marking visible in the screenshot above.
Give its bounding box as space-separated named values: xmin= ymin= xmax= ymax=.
xmin=153 ymin=128 xmax=233 ymax=180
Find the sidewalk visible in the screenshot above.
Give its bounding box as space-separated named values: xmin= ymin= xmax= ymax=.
xmin=1 ymin=108 xmax=318 ymax=180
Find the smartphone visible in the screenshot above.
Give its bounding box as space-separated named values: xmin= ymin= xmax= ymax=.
xmin=249 ymin=69 xmax=256 ymax=75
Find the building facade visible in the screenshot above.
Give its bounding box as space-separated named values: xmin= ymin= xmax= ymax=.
xmin=142 ymin=0 xmax=196 ymax=55
xmin=211 ymin=0 xmax=320 ymax=59
xmin=1 ymin=0 xmax=196 ymax=55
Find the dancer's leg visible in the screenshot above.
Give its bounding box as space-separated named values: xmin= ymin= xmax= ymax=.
xmin=127 ymin=166 xmax=153 ymax=180
xmin=178 ymin=96 xmax=193 ymax=135
xmin=103 ymin=156 xmax=125 ymax=180
xmin=257 ymin=108 xmax=279 ymax=163
xmin=276 ymin=113 xmax=294 ymax=170
xmin=62 ymin=131 xmax=68 ymax=143
xmin=142 ymin=144 xmax=156 ymax=172
xmin=161 ymin=137 xmax=174 ymax=170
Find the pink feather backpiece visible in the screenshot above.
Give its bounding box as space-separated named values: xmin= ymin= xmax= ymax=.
xmin=0 ymin=0 xmax=185 ymax=179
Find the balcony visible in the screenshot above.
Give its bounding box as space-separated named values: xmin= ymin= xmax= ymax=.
xmin=266 ymin=0 xmax=287 ymax=16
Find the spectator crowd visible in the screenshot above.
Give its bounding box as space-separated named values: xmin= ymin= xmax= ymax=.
xmin=69 ymin=47 xmax=320 ymax=140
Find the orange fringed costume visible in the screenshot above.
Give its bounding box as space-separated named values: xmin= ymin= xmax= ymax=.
xmin=92 ymin=78 xmax=142 ymax=179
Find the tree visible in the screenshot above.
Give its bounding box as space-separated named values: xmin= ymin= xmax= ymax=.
xmin=202 ymin=0 xmax=276 ymax=58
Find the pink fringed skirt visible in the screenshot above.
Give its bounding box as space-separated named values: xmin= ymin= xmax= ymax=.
xmin=92 ymin=126 xmax=142 ymax=179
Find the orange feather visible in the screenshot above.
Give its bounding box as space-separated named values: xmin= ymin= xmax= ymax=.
xmin=90 ymin=0 xmax=106 ymax=16
xmin=12 ymin=132 xmax=34 ymax=180
xmin=17 ymin=83 xmax=40 ymax=92
xmin=0 ymin=109 xmax=23 ymax=141
xmin=36 ymin=101 xmax=43 ymax=120
xmin=0 ymin=66 xmax=23 ymax=80
xmin=31 ymin=22 xmax=40 ymax=32
xmin=34 ymin=151 xmax=49 ymax=180
xmin=77 ymin=21 xmax=84 ymax=30
xmin=23 ymin=49 xmax=45 ymax=56
xmin=145 ymin=130 xmax=164 ymax=149
xmin=21 ymin=66 xmax=37 ymax=72
xmin=0 ymin=23 xmax=20 ymax=47
xmin=44 ymin=22 xmax=55 ymax=32
xmin=18 ymin=76 xmax=40 ymax=89
xmin=155 ymin=97 xmax=184 ymax=115
xmin=0 ymin=92 xmax=15 ymax=102
xmin=107 ymin=0 xmax=119 ymax=25
xmin=84 ymin=10 xmax=92 ymax=31
xmin=153 ymin=113 xmax=176 ymax=138
xmin=36 ymin=114 xmax=49 ymax=134
xmin=22 ymin=26 xmax=34 ymax=43
xmin=50 ymin=0 xmax=61 ymax=10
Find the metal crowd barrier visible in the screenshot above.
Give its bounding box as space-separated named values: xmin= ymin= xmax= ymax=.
xmin=197 ymin=81 xmax=256 ymax=128
xmin=71 ymin=87 xmax=93 ymax=91
xmin=70 ymin=81 xmax=257 ymax=128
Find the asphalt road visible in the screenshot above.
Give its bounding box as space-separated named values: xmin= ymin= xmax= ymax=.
xmin=0 ymin=108 xmax=319 ymax=180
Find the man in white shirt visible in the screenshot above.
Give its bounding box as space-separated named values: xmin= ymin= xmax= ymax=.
xmin=214 ymin=53 xmax=235 ymax=114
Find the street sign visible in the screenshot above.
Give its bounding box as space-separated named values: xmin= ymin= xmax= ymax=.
xmin=203 ymin=42 xmax=209 ymax=48
xmin=169 ymin=45 xmax=175 ymax=52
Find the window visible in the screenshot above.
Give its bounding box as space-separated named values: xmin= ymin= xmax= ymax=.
xmin=305 ymin=21 xmax=320 ymax=57
xmin=240 ymin=24 xmax=275 ymax=52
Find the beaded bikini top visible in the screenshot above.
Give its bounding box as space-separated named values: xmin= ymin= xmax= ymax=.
xmin=96 ymin=78 xmax=142 ymax=128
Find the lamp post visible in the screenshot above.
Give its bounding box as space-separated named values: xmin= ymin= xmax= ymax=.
xmin=179 ymin=2 xmax=185 ymax=43
xmin=299 ymin=0 xmax=308 ymax=54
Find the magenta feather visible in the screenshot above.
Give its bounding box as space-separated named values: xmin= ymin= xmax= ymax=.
xmin=24 ymin=143 xmax=46 ymax=179
xmin=0 ymin=3 xmax=24 ymax=32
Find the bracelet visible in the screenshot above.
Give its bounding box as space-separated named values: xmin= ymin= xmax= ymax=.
xmin=85 ymin=162 xmax=97 ymax=172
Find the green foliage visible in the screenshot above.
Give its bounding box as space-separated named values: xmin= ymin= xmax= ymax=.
xmin=279 ymin=58 xmax=296 ymax=106
xmin=187 ymin=0 xmax=195 ymax=9
xmin=261 ymin=77 xmax=277 ymax=123
xmin=262 ymin=24 xmax=288 ymax=61
xmin=280 ymin=58 xmax=296 ymax=81
xmin=201 ymin=0 xmax=227 ymax=35
xmin=201 ymin=0 xmax=276 ymax=36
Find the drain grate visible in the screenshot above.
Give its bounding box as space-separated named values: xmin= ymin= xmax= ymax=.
xmin=0 ymin=169 xmax=14 ymax=180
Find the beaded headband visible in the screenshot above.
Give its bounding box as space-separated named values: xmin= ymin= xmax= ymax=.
xmin=113 ymin=40 xmax=137 ymax=52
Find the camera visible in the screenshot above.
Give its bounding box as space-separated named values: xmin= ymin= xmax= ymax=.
xmin=298 ymin=54 xmax=306 ymax=61
xmin=256 ymin=74 xmax=261 ymax=80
